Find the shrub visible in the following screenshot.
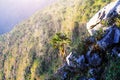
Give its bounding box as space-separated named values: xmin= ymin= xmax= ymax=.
xmin=50 ymin=32 xmax=71 ymax=58
xmin=115 ymin=16 xmax=120 ymax=27
xmin=94 ymin=28 xmax=104 ymax=40
xmin=105 ymin=58 xmax=120 ymax=80
xmin=101 ymin=20 xmax=109 ymax=27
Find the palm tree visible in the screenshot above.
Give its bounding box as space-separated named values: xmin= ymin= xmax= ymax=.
xmin=50 ymin=32 xmax=71 ymax=58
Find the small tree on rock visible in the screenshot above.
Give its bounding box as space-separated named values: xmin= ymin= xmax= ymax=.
xmin=50 ymin=32 xmax=71 ymax=59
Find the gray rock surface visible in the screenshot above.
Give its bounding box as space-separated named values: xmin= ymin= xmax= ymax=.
xmin=111 ymin=46 xmax=120 ymax=57
xmin=54 ymin=1 xmax=120 ymax=80
xmin=86 ymin=52 xmax=102 ymax=67
xmin=87 ymin=0 xmax=120 ymax=35
xmin=97 ymin=25 xmax=120 ymax=50
xmin=66 ymin=52 xmax=88 ymax=70
xmin=88 ymin=77 xmax=97 ymax=80
xmin=89 ymin=68 xmax=98 ymax=77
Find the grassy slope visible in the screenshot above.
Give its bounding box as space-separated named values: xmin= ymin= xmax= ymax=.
xmin=0 ymin=0 xmax=113 ymax=80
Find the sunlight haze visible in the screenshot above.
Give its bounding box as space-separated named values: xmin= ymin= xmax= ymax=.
xmin=0 ymin=0 xmax=57 ymax=34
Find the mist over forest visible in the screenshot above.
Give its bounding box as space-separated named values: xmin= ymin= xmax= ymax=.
xmin=0 ymin=0 xmax=56 ymax=34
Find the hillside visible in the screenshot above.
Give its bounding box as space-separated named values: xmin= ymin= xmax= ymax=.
xmin=0 ymin=0 xmax=114 ymax=80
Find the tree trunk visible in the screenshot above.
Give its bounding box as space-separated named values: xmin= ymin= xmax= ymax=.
xmin=59 ymin=44 xmax=66 ymax=60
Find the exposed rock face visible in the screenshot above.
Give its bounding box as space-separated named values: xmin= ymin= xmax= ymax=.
xmin=87 ymin=0 xmax=120 ymax=35
xmin=66 ymin=52 xmax=88 ymax=70
xmin=53 ymin=0 xmax=120 ymax=80
xmin=88 ymin=77 xmax=96 ymax=80
xmin=117 ymin=4 xmax=120 ymax=14
xmin=55 ymin=50 xmax=103 ymax=79
xmin=88 ymin=68 xmax=98 ymax=77
xmin=86 ymin=53 xmax=102 ymax=67
xmin=54 ymin=27 xmax=120 ymax=79
xmin=111 ymin=46 xmax=120 ymax=57
xmin=97 ymin=25 xmax=120 ymax=50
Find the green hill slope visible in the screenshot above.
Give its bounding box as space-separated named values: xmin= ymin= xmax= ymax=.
xmin=0 ymin=0 xmax=113 ymax=80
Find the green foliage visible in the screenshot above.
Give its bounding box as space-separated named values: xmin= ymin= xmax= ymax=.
xmin=50 ymin=32 xmax=71 ymax=57
xmin=0 ymin=71 xmax=4 ymax=80
xmin=105 ymin=58 xmax=120 ymax=80
xmin=70 ymin=23 xmax=89 ymax=54
xmin=94 ymin=28 xmax=104 ymax=40
xmin=46 ymin=75 xmax=61 ymax=80
xmin=101 ymin=20 xmax=109 ymax=27
xmin=101 ymin=15 xmax=120 ymax=28
xmin=0 ymin=0 xmax=114 ymax=79
xmin=50 ymin=32 xmax=71 ymax=48
xmin=115 ymin=16 xmax=120 ymax=27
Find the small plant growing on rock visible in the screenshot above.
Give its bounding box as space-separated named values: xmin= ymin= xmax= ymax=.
xmin=101 ymin=15 xmax=120 ymax=28
xmin=50 ymin=32 xmax=71 ymax=59
xmin=114 ymin=16 xmax=120 ymax=28
xmin=94 ymin=28 xmax=104 ymax=40
xmin=101 ymin=20 xmax=109 ymax=27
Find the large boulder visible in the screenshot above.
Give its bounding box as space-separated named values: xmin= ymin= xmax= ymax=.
xmin=88 ymin=68 xmax=98 ymax=77
xmin=87 ymin=0 xmax=120 ymax=35
xmin=111 ymin=46 xmax=120 ymax=57
xmin=86 ymin=52 xmax=102 ymax=67
xmin=53 ymin=1 xmax=120 ymax=79
xmin=97 ymin=25 xmax=120 ymax=50
xmin=88 ymin=68 xmax=103 ymax=79
xmin=66 ymin=52 xmax=88 ymax=70
xmin=84 ymin=36 xmax=96 ymax=45
xmin=88 ymin=77 xmax=97 ymax=80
